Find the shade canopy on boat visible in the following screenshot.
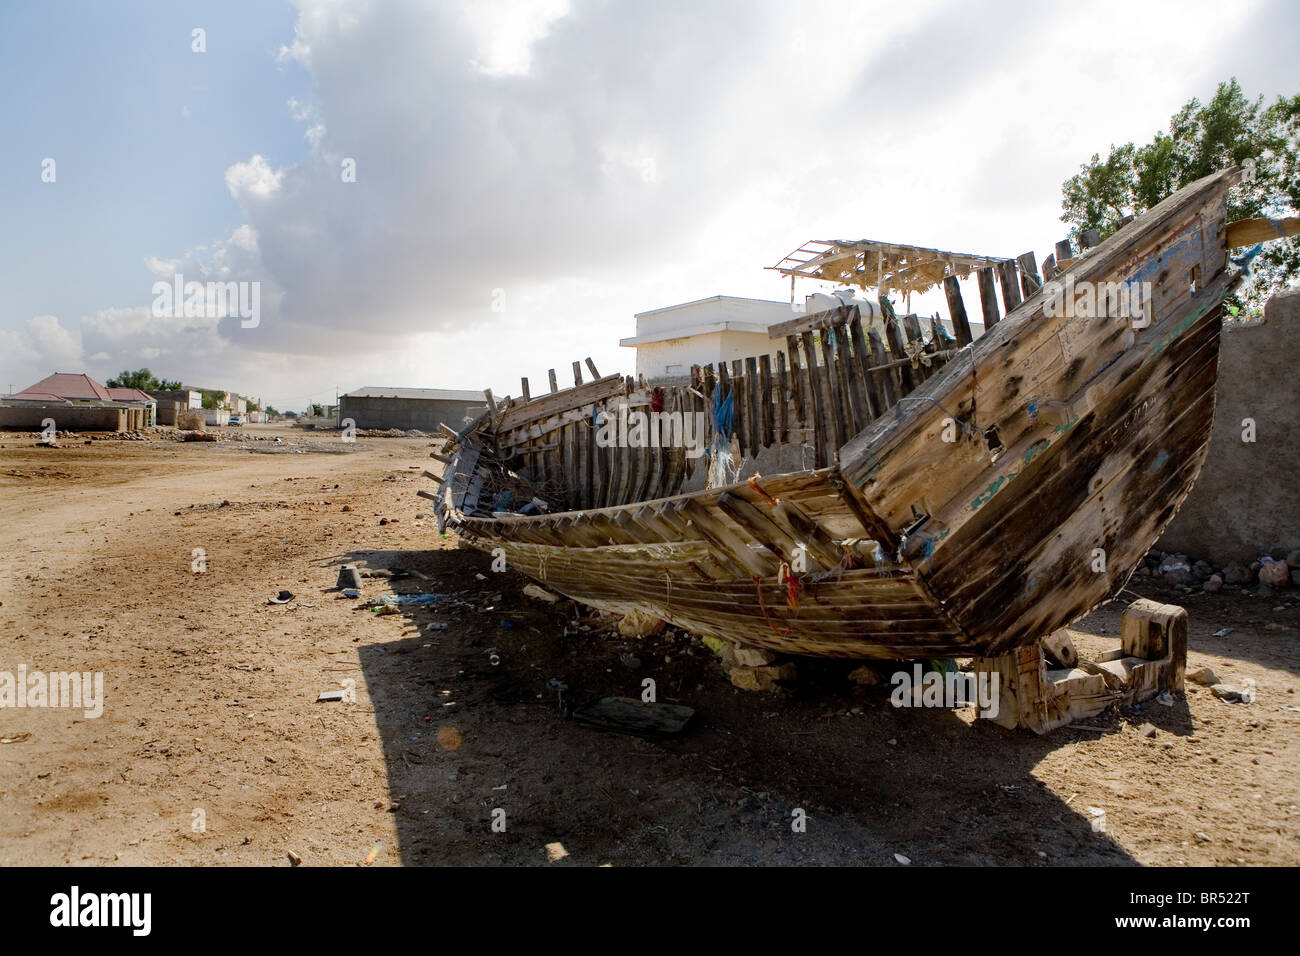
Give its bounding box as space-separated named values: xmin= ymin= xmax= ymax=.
xmin=769 ymin=239 xmax=1005 ymax=298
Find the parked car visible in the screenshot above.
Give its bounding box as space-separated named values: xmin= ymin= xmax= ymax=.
xmin=227 ymin=416 xmax=244 ymax=427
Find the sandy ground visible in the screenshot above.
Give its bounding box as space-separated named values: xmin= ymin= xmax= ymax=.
xmin=1 ymin=423 xmax=1297 ymax=866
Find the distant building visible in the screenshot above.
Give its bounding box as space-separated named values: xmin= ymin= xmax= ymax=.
xmin=339 ymin=387 xmax=487 ymax=432
xmin=146 ymin=389 xmax=202 ymax=425
xmin=1 ymin=372 xmax=146 ymax=431
xmin=105 ymin=387 xmax=157 ymax=426
xmin=619 ymin=296 xmax=792 ymax=382
xmin=13 ymin=372 xmax=113 ymax=402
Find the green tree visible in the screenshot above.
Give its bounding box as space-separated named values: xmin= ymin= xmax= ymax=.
xmin=1062 ymin=78 xmax=1298 ymax=312
xmin=105 ymin=368 xmax=182 ymax=391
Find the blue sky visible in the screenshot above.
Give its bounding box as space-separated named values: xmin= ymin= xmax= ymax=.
xmin=0 ymin=2 xmax=308 ymax=333
xmin=1 ymin=0 xmax=1297 ymax=411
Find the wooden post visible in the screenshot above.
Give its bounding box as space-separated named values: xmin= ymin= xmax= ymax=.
xmin=800 ymin=331 xmax=828 ymax=466
xmin=1055 ymin=238 xmax=1074 ymax=262
xmin=585 ymin=357 xmax=600 ymax=379
xmin=976 ymin=266 xmax=1000 ymax=330
xmin=943 ymin=275 xmax=973 ymax=347
xmin=520 ymin=377 xmax=531 ymax=403
xmin=1081 ymin=228 xmax=1101 ymax=250
xmin=883 ymin=316 xmax=914 ymax=396
xmin=758 ymin=353 xmax=774 ymax=447
xmin=1016 ymin=251 xmax=1041 ymax=298
xmin=548 ymin=368 xmax=558 ymax=394
xmin=572 ymin=361 xmax=583 ymax=387
xmin=997 ymin=259 xmax=1022 ymax=314
xmin=775 ymin=350 xmax=790 ymax=443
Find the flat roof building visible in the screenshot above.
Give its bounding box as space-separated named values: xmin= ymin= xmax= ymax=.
xmin=619 ymin=295 xmax=793 ymax=382
xmin=339 ymin=386 xmax=488 ymax=432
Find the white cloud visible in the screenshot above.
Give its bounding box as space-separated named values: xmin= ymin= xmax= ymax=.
xmin=224 ymin=155 xmax=284 ymax=201
xmin=25 ymin=315 xmax=83 ymax=369
xmin=144 ymin=256 xmax=180 ymax=279
xmin=460 ymin=0 xmax=571 ymax=77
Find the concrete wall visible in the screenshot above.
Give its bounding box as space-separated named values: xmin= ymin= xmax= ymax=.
xmin=155 ymin=400 xmax=186 ymax=425
xmin=339 ymin=396 xmax=487 ymax=431
xmin=0 ymin=403 xmax=127 ymax=431
xmin=1158 ymin=289 xmax=1300 ymax=564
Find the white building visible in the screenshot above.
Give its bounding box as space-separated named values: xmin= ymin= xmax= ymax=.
xmin=619 ymin=295 xmax=793 ymax=382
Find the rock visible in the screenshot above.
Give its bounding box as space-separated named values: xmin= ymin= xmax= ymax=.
xmin=335 ymin=564 xmax=363 ymax=590
xmin=1159 ymin=557 xmax=1194 ymax=586
xmin=286 ymin=850 xmax=302 ymax=866
xmin=1192 ymin=560 xmax=1214 ymax=580
xmin=732 ymin=645 xmax=777 ymax=667
xmin=1138 ymin=722 xmax=1158 ymax=738
xmin=1293 ymin=569 xmax=1300 ymax=587
xmin=379 ymin=517 xmax=388 ymax=526
xmin=1223 ymin=563 xmax=1249 ymax=585
xmin=729 ymin=663 xmax=796 ymax=691
xmin=1203 ymin=574 xmax=1223 ymax=593
xmin=617 ymin=609 xmax=665 ymax=637
xmin=1260 ymin=560 xmax=1290 ymax=588
xmin=893 ymin=853 xmax=911 ymax=865
xmin=1188 ymin=666 xmax=1220 ymax=686
xmin=848 ymin=665 xmax=882 ymax=686
xmin=1195 ymin=831 xmax=1211 ymax=843
xmin=1288 ymin=549 xmax=1300 ymax=569
xmin=522 ymin=583 xmax=560 ymax=603
xmin=1211 ymin=683 xmax=1247 ymax=702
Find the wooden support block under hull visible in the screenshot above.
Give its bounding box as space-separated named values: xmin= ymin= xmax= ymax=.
xmin=976 ymin=600 xmax=1187 ymax=734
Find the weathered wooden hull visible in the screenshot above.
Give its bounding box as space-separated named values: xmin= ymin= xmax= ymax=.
xmin=427 ymin=169 xmax=1239 ymax=660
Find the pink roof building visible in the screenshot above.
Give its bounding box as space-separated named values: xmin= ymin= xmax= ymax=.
xmin=13 ymin=372 xmax=113 ymax=402
xmin=106 ymin=387 xmax=156 ymax=404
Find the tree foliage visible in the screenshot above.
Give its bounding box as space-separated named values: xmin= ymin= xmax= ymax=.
xmin=1062 ymin=79 xmax=1298 ymax=312
xmin=105 ymin=368 xmax=183 ymax=391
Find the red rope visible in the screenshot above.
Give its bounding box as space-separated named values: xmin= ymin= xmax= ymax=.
xmin=747 ymin=474 xmax=778 ymax=508
xmin=778 ymin=561 xmax=801 ymax=609
xmin=753 ymin=575 xmax=792 ymax=637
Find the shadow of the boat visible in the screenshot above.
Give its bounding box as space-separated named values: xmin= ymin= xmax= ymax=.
xmin=342 ymin=547 xmax=1140 ymax=866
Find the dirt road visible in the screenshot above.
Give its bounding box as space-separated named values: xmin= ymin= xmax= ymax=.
xmin=1 ymin=424 xmax=1297 ymax=865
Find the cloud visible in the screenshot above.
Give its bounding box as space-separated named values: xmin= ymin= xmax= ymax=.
xmin=144 ymin=256 xmax=180 ymax=279
xmin=224 ymin=155 xmax=284 ymax=202
xmin=5 ymin=0 xmax=1289 ymax=411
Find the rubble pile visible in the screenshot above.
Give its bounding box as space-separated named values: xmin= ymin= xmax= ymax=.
xmin=1141 ymin=548 xmax=1300 ymax=593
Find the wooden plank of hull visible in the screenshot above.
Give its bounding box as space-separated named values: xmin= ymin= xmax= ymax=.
xmin=494 ymin=542 xmax=965 ymax=658
xmin=499 ymin=373 xmax=623 ymax=432
xmin=840 ymin=172 xmax=1234 ymax=536
xmin=935 ymin=304 xmax=1222 ymax=653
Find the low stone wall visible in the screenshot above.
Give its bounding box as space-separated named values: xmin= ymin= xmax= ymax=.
xmin=0 ymin=403 xmax=128 ymax=432
xmin=1159 ymin=288 xmax=1300 ymax=566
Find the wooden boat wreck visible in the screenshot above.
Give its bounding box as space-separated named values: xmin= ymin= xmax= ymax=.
xmin=422 ymin=168 xmax=1277 ymax=723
